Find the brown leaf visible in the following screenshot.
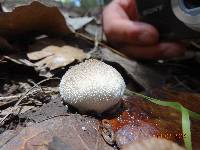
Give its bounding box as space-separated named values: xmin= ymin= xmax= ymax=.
xmin=2 ymin=0 xmax=62 ymax=11
xmin=102 ymin=89 xmax=200 ymax=149
xmin=19 ymin=97 xmax=68 ymax=123
xmin=0 ymin=115 xmax=114 ymax=150
xmin=151 ymin=89 xmax=200 ymax=113
xmin=27 ymin=45 xmax=87 ymax=70
xmin=122 ymin=138 xmax=185 ymax=150
xmin=0 ymin=130 xmax=18 ymax=147
xmin=0 ymin=1 xmax=73 ymax=40
xmin=115 ymin=120 xmax=159 ymax=147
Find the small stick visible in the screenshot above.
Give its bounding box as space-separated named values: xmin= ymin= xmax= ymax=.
xmin=0 ymin=87 xmax=59 ymax=109
xmin=0 ymin=95 xmax=20 ymax=102
xmin=0 ymin=78 xmax=60 ymax=125
xmin=75 ymin=32 xmax=128 ymax=58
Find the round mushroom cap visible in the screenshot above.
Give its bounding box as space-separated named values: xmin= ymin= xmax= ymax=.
xmin=59 ymin=59 xmax=126 ymax=113
xmin=122 ymin=138 xmax=185 ymax=150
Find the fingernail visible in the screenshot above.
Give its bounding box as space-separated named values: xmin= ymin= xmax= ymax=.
xmin=161 ymin=44 xmax=185 ymax=58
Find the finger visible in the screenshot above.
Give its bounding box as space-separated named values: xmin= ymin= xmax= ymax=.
xmin=114 ymin=0 xmax=137 ymax=20
xmin=118 ymin=42 xmax=186 ymax=59
xmin=103 ymin=18 xmax=159 ymax=45
xmin=103 ymin=1 xmax=159 ymax=45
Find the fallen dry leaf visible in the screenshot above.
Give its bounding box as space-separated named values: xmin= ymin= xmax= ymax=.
xmin=27 ymin=45 xmax=87 ymax=70
xmin=0 ymin=115 xmax=114 ymax=150
xmin=0 ymin=1 xmax=73 ymax=40
xmin=0 ymin=130 xmax=18 ymax=147
xmin=1 ymin=0 xmax=62 ymax=12
xmin=28 ymin=37 xmax=67 ymax=52
xmin=122 ymin=138 xmax=185 ymax=150
xmin=19 ymin=97 xmax=68 ymax=123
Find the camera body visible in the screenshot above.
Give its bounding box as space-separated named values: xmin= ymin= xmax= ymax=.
xmin=135 ymin=0 xmax=200 ymax=40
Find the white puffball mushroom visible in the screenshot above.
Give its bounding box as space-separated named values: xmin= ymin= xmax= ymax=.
xmin=122 ymin=138 xmax=185 ymax=150
xmin=59 ymin=59 xmax=126 ymax=113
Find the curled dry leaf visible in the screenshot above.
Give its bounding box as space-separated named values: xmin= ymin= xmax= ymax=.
xmin=0 ymin=1 xmax=73 ymax=40
xmin=1 ymin=0 xmax=62 ymax=12
xmin=122 ymin=138 xmax=185 ymax=150
xmin=27 ymin=45 xmax=87 ymax=70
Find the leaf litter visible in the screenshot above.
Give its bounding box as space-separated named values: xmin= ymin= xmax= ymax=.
xmin=0 ymin=1 xmax=200 ymax=150
xmin=0 ymin=115 xmax=114 ymax=150
xmin=27 ymin=45 xmax=87 ymax=70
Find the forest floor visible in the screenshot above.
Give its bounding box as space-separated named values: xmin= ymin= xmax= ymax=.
xmin=0 ymin=1 xmax=200 ymax=150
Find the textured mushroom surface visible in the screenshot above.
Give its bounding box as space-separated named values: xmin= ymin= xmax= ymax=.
xmin=59 ymin=59 xmax=126 ymax=113
xmin=122 ymin=138 xmax=185 ymax=150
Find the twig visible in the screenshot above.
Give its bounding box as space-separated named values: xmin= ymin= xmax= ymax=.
xmin=173 ymin=76 xmax=193 ymax=92
xmin=0 ymin=95 xmax=20 ymax=102
xmin=0 ymin=78 xmax=60 ymax=125
xmin=94 ymin=30 xmax=100 ymax=50
xmin=0 ymin=87 xmax=59 ymax=109
xmin=0 ymin=58 xmax=5 ymax=63
xmin=191 ymin=41 xmax=200 ymax=49
xmin=99 ymin=0 xmax=104 ymax=41
xmin=15 ymin=78 xmax=60 ymax=107
xmin=27 ymin=79 xmax=44 ymax=94
xmin=75 ymin=32 xmax=128 ymax=58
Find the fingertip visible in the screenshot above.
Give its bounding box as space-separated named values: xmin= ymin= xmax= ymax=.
xmin=132 ymin=22 xmax=159 ymax=45
xmin=105 ymin=20 xmax=159 ymax=45
xmin=159 ymin=43 xmax=186 ymax=58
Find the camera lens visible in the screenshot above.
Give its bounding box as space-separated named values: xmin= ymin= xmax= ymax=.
xmin=183 ymin=0 xmax=200 ymax=9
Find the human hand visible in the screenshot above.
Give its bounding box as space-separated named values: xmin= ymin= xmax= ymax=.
xmin=103 ymin=0 xmax=185 ymax=59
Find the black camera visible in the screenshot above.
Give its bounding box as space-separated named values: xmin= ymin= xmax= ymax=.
xmin=135 ymin=0 xmax=200 ymax=40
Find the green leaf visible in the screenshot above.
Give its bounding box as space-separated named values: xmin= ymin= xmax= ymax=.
xmin=125 ymin=90 xmax=200 ymax=150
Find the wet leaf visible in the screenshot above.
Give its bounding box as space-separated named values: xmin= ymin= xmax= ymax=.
xmin=27 ymin=45 xmax=87 ymax=70
xmin=126 ymin=90 xmax=200 ymax=150
xmin=102 ymin=89 xmax=200 ymax=150
xmin=115 ymin=120 xmax=159 ymax=147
